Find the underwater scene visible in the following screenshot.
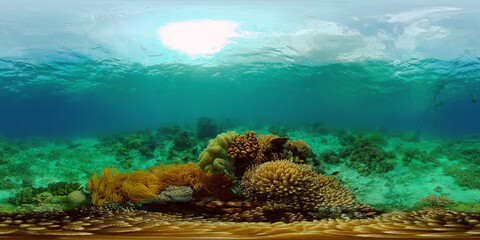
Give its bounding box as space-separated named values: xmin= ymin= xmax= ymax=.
xmin=1 ymin=0 xmax=480 ymax=239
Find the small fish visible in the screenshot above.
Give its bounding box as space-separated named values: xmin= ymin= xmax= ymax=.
xmin=298 ymin=159 xmax=305 ymax=163
xmin=365 ymin=211 xmax=377 ymax=216
xmin=331 ymin=171 xmax=340 ymax=175
xmin=352 ymin=187 xmax=359 ymax=191
xmin=284 ymin=212 xmax=294 ymax=215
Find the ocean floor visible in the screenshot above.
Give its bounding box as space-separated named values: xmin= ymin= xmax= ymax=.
xmin=0 ymin=122 xmax=480 ymax=213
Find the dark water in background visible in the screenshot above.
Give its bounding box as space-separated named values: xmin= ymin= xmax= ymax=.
xmin=0 ymin=0 xmax=480 ymax=139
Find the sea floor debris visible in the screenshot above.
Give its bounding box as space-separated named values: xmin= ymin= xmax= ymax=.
xmin=1 ymin=206 xmax=480 ymax=239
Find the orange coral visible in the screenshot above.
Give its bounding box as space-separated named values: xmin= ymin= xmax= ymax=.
xmin=87 ymin=163 xmax=235 ymax=206
xmin=227 ymin=131 xmax=259 ymax=177
xmin=87 ymin=167 xmax=129 ymax=206
xmin=228 ymin=131 xmax=258 ymax=161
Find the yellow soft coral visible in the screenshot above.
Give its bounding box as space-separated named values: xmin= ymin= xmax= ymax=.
xmin=87 ymin=163 xmax=235 ymax=206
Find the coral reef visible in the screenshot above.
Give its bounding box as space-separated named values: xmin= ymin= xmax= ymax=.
xmin=227 ymin=131 xmax=259 ymax=176
xmin=399 ymin=147 xmax=437 ymax=165
xmin=87 ymin=162 xmax=235 ymax=206
xmin=7 ymin=181 xmax=83 ymax=206
xmin=241 ymin=159 xmax=361 ymax=211
xmin=443 ymin=163 xmax=480 ymax=189
xmin=172 ymin=129 xmax=196 ymax=151
xmin=319 ymin=149 xmax=340 ymax=164
xmin=416 ymin=194 xmax=455 ymax=208
xmin=197 ymin=117 xmax=218 ymax=139
xmin=198 ymin=131 xmax=238 ymax=174
xmin=339 ymin=134 xmax=396 ymax=175
xmin=255 ymin=134 xmax=288 ymax=163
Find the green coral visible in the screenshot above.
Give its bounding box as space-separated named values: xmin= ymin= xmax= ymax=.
xmin=8 ymin=187 xmax=37 ymax=205
xmin=0 ymin=178 xmax=19 ymax=189
xmin=342 ymin=134 xmax=396 ymax=176
xmin=446 ymin=202 xmax=480 ymax=213
xmin=443 ymin=164 xmax=480 ymax=189
xmin=399 ymin=147 xmax=437 ymax=165
xmin=319 ymin=149 xmax=340 ymax=164
xmin=172 ymin=129 xmax=196 ymax=151
xmin=43 ymin=182 xmax=83 ymax=196
xmin=7 ymin=182 xmax=83 ymax=206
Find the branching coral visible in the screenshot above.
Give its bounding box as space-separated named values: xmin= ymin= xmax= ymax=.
xmin=241 ymin=159 xmax=358 ymax=211
xmin=227 ymin=131 xmax=259 ymax=176
xmin=198 ymin=131 xmax=238 ymax=174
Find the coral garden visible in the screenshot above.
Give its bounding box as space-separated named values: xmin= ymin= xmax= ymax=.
xmin=1 ymin=124 xmax=480 ymax=238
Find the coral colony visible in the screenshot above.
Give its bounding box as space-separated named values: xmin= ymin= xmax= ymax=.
xmin=2 ymin=127 xmax=480 ymax=239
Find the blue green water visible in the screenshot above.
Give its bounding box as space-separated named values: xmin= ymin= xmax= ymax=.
xmin=1 ymin=58 xmax=479 ymax=137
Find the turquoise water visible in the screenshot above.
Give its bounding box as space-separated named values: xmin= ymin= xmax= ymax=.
xmin=1 ymin=0 xmax=480 ymax=219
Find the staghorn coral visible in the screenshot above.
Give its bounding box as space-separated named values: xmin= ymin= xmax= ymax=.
xmin=227 ymin=131 xmax=259 ymax=177
xmin=241 ymin=159 xmax=359 ymax=211
xmin=87 ymin=163 xmax=235 ymax=206
xmin=198 ymin=131 xmax=238 ymax=174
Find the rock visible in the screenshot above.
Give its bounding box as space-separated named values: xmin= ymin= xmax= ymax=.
xmin=154 ymin=185 xmax=193 ymax=204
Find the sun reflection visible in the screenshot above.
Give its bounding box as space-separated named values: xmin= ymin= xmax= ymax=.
xmin=158 ymin=20 xmax=240 ymax=56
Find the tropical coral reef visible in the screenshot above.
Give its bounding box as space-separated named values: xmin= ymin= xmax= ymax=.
xmin=339 ymin=134 xmax=396 ymax=175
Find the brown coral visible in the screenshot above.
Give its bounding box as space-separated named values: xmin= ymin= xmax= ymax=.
xmin=255 ymin=134 xmax=288 ymax=163
xmin=198 ymin=131 xmax=238 ymax=174
xmin=418 ymin=194 xmax=455 ymax=207
xmin=87 ymin=163 xmax=235 ymax=206
xmin=285 ymin=139 xmax=313 ymax=160
xmin=227 ymin=131 xmax=259 ymax=177
xmin=241 ymin=159 xmax=357 ymax=210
